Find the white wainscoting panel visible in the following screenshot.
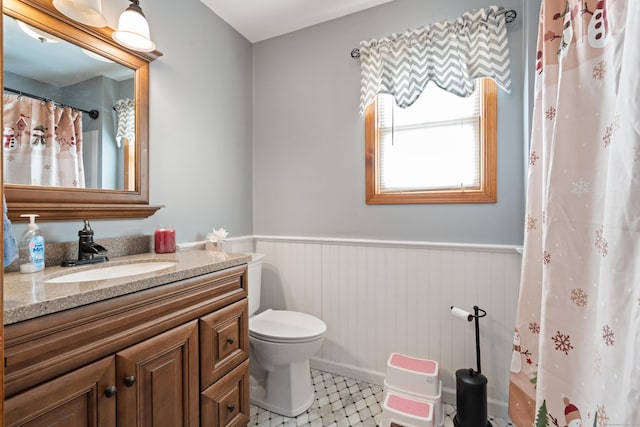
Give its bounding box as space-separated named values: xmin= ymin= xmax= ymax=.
xmin=178 ymin=236 xmax=256 ymax=254
xmin=254 ymin=236 xmax=522 ymax=417
xmin=222 ymin=236 xmax=256 ymax=255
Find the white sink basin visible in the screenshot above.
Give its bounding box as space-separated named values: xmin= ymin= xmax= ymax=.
xmin=46 ymin=262 xmax=177 ymax=283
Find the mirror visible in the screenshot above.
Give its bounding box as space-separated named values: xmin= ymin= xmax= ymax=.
xmin=4 ymin=14 xmax=135 ymax=191
xmin=2 ymin=0 xmax=162 ymax=221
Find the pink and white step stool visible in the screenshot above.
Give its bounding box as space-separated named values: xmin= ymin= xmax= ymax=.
xmin=384 ymin=353 xmax=444 ymax=427
xmin=385 ymin=353 xmax=439 ymax=395
xmin=380 ymin=392 xmax=434 ymax=427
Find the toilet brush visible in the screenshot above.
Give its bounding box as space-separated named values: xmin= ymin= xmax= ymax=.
xmin=450 ymin=305 xmax=490 ymax=427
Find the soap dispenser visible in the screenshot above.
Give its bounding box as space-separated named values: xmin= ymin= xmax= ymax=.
xmin=18 ymin=214 xmax=45 ymax=273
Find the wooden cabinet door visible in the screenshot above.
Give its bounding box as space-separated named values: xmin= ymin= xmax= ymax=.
xmin=116 ymin=321 xmax=199 ymax=427
xmin=5 ymin=356 xmax=116 ymax=427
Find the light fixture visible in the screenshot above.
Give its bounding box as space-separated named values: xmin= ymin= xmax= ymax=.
xmin=52 ymin=0 xmax=107 ymax=28
xmin=112 ymin=0 xmax=156 ymax=52
xmin=81 ymin=48 xmax=114 ymax=63
xmin=17 ymin=21 xmax=62 ymax=43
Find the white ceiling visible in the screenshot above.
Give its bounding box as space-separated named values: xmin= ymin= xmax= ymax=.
xmin=199 ymin=0 xmax=396 ymax=43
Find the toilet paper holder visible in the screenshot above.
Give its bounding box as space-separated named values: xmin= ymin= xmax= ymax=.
xmin=450 ymin=305 xmax=490 ymax=427
xmin=450 ymin=305 xmax=486 ymax=373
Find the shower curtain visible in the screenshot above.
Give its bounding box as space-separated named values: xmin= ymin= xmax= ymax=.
xmin=509 ymin=0 xmax=639 ymax=425
xmin=3 ymin=94 xmax=86 ymax=188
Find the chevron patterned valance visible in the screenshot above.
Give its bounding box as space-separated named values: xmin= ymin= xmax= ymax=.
xmin=114 ymin=98 xmax=135 ymax=148
xmin=358 ymin=5 xmax=512 ymax=115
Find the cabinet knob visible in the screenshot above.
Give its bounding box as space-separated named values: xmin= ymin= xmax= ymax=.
xmin=226 ymin=336 xmax=235 ymax=344
xmin=227 ymin=403 xmax=235 ymax=412
xmin=104 ymin=386 xmax=117 ymax=398
xmin=124 ymin=376 xmax=137 ymax=387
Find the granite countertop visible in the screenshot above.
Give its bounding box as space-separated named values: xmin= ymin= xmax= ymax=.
xmin=4 ymin=250 xmax=251 ymax=325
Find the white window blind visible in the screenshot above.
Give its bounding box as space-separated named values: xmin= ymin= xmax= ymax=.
xmin=378 ymin=83 xmax=482 ymax=192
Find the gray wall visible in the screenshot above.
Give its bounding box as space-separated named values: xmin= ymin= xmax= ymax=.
xmin=9 ymin=0 xmax=254 ymax=244
xmin=9 ymin=0 xmax=538 ymax=248
xmin=67 ymin=75 xmax=120 ymax=190
xmin=253 ymin=0 xmax=534 ymax=245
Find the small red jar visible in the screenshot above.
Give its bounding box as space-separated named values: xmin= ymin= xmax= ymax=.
xmin=154 ymin=226 xmax=176 ymax=254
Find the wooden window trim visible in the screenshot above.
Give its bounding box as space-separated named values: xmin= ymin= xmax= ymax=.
xmin=365 ymin=79 xmax=498 ymax=204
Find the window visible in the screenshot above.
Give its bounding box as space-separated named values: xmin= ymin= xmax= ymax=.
xmin=365 ymin=78 xmax=497 ymax=204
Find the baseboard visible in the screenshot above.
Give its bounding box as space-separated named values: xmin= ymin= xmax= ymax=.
xmin=310 ymin=357 xmax=510 ymax=419
xmin=310 ymin=357 xmax=386 ymax=387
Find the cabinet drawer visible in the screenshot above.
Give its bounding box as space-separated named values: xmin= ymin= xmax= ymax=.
xmin=199 ymin=299 xmax=249 ymax=389
xmin=200 ymin=359 xmax=250 ymax=427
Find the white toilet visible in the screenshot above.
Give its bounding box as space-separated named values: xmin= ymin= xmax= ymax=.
xmin=247 ymin=253 xmax=327 ymax=417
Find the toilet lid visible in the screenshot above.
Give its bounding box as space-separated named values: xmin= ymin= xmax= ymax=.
xmin=250 ymin=309 xmax=326 ymax=343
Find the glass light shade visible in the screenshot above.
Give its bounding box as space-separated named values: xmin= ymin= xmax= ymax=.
xmin=52 ymin=0 xmax=107 ymax=27
xmin=17 ymin=21 xmax=62 ymax=43
xmin=81 ymin=48 xmax=114 ymax=63
xmin=112 ymin=7 xmax=156 ymax=52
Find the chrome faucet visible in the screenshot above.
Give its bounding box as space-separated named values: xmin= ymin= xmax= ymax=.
xmin=61 ymin=220 xmax=108 ymax=267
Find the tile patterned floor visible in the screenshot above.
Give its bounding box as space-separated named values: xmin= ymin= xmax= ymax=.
xmin=250 ymin=369 xmax=513 ymax=427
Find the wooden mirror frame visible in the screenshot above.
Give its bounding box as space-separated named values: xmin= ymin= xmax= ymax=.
xmin=2 ymin=0 xmax=163 ymax=221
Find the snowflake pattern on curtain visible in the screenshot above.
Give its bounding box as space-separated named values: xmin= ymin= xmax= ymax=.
xmin=3 ymin=94 xmax=85 ymax=187
xmin=509 ymin=0 xmax=640 ymax=425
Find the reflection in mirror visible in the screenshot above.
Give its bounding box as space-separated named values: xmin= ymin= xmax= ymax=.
xmin=3 ymin=14 xmax=135 ymax=191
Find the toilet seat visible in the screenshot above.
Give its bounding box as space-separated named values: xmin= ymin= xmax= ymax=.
xmin=250 ymin=309 xmax=326 ymax=343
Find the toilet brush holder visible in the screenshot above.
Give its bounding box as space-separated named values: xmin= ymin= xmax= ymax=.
xmin=450 ymin=305 xmax=490 ymax=427
xmin=454 ymin=368 xmax=489 ymax=427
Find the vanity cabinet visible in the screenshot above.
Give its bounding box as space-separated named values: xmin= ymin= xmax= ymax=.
xmin=4 ymin=264 xmax=250 ymax=427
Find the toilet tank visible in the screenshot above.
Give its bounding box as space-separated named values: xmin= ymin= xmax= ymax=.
xmin=247 ymin=253 xmax=265 ymax=316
